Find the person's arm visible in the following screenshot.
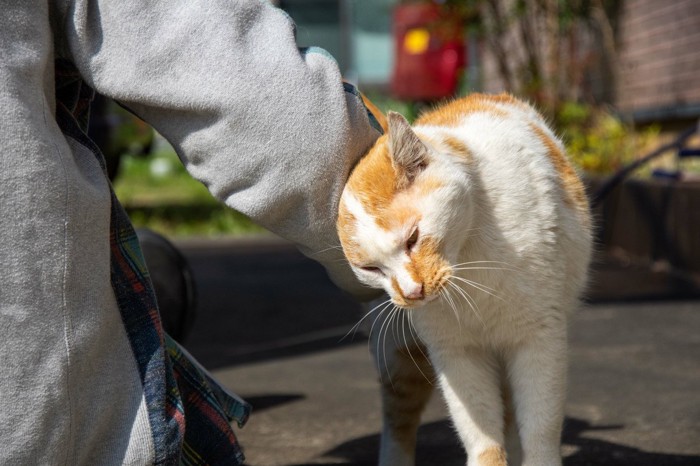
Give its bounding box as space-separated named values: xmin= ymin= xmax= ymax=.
xmin=56 ymin=0 xmax=381 ymax=297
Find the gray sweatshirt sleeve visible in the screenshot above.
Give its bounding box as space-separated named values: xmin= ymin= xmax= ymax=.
xmin=55 ymin=0 xmax=381 ymax=297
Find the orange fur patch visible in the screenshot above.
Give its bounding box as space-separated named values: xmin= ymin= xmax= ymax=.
xmin=383 ymin=204 xmax=420 ymax=232
xmin=478 ymin=446 xmax=508 ymax=466
xmin=345 ymin=136 xmax=429 ymax=232
xmin=416 ymin=176 xmax=445 ymax=197
xmin=529 ymin=124 xmax=589 ymax=218
xmin=405 ymin=236 xmax=448 ymax=299
xmin=363 ymin=234 xmax=447 ymax=307
xmin=416 ymin=93 xmax=511 ymax=127
xmin=483 ymin=93 xmax=530 ymax=109
xmin=345 ymin=136 xmax=399 ymax=227
xmin=441 ymin=135 xmax=472 ymax=160
xmin=391 ymin=276 xmax=408 ymax=305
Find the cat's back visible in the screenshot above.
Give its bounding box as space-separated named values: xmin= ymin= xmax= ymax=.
xmin=415 ymin=93 xmax=589 ymax=230
xmin=415 ymin=94 xmax=591 ymax=306
xmin=415 ymin=93 xmax=540 ymax=128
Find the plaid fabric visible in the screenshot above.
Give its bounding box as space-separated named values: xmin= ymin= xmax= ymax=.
xmin=55 ymin=59 xmax=250 ymax=465
xmin=166 ymin=335 xmax=250 ymax=465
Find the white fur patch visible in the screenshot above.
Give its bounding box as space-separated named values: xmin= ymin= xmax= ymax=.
xmin=342 ymin=190 xmax=421 ymax=298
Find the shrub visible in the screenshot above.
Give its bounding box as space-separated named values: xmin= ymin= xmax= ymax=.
xmin=557 ymin=102 xmax=660 ymax=176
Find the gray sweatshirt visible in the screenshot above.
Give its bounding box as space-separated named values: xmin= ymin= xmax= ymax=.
xmin=0 ymin=0 xmax=379 ymax=463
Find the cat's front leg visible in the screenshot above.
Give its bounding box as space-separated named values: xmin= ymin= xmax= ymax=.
xmin=371 ymin=310 xmax=435 ymax=466
xmin=432 ymin=348 xmax=507 ymax=466
xmin=507 ymin=330 xmax=567 ymax=466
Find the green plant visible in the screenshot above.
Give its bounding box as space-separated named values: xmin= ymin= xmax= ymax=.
xmin=113 ymin=146 xmax=266 ymax=237
xmin=556 ymin=102 xmax=660 ymax=175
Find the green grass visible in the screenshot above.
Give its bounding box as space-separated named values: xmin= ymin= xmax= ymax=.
xmin=113 ymin=144 xmax=267 ymax=237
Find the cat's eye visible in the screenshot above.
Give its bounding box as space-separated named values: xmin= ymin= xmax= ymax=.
xmin=406 ymin=228 xmax=419 ymax=252
xmin=360 ymin=266 xmax=383 ymax=275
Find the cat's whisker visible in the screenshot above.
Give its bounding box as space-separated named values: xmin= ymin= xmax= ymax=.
xmin=400 ymin=311 xmax=433 ymax=385
xmin=366 ymin=300 xmax=394 ymax=349
xmin=389 ymin=307 xmax=403 ymax=385
xmin=407 ymin=312 xmax=431 ymax=365
xmin=445 ymin=282 xmax=464 ymax=322
xmin=446 ymin=280 xmax=485 ymax=328
xmin=450 ymin=276 xmax=506 ymax=302
xmin=371 ymin=305 xmax=392 ymax=387
xmin=379 ymin=306 xmax=401 ymax=390
xmin=449 ymin=276 xmax=500 ymax=294
xmin=390 ymin=305 xmax=403 ymax=344
xmin=341 ymin=298 xmax=392 ymax=342
xmin=438 ymin=286 xmax=453 ymax=312
xmin=448 ymin=287 xmax=464 ymax=329
xmin=307 ymin=243 xmax=345 ymax=256
xmin=440 ymin=286 xmax=462 ymax=330
xmin=451 ymin=260 xmax=512 ymax=265
xmin=450 ymin=260 xmax=520 ymax=270
xmin=451 ymin=266 xmax=518 ymax=272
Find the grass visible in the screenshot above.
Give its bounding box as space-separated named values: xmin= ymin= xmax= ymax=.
xmin=113 ymin=141 xmax=267 ymax=238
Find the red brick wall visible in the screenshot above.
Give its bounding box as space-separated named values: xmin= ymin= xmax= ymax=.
xmin=476 ymin=0 xmax=700 ymax=122
xmin=615 ymin=0 xmax=700 ymax=119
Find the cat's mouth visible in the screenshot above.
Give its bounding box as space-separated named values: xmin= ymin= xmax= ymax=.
xmin=391 ymin=272 xmax=449 ymax=309
xmin=392 ymin=292 xmax=439 ymax=309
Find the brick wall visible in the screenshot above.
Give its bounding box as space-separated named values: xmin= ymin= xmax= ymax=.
xmin=476 ymin=0 xmax=700 ymax=122
xmin=615 ymin=0 xmax=700 ymax=121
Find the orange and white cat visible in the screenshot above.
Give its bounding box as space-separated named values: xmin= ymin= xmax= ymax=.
xmin=337 ymin=94 xmax=592 ymax=466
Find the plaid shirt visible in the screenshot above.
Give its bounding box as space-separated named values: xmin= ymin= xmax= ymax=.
xmin=55 ymin=59 xmax=250 ymax=466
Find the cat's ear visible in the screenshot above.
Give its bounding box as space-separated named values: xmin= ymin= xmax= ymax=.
xmin=387 ymin=111 xmax=429 ymax=187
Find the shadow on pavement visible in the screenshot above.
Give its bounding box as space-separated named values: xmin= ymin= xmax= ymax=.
xmin=287 ymin=417 xmax=700 ymax=466
xmin=173 ymin=238 xmax=699 ymax=465
xmin=242 ymin=394 xmax=306 ymax=414
xmin=178 ymin=238 xmax=700 ymax=370
xmin=178 ymin=238 xmax=365 ymax=369
xmin=562 ymin=418 xmax=700 ymax=465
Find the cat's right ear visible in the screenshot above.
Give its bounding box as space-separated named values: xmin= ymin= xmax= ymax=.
xmin=387 ymin=111 xmax=429 ymax=188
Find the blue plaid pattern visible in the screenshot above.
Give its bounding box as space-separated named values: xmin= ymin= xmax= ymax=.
xmin=55 ymin=59 xmax=250 ymax=465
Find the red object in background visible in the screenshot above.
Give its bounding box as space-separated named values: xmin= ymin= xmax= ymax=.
xmin=391 ymin=3 xmax=467 ymax=101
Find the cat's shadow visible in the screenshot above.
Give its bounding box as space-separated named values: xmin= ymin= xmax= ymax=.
xmin=286 ymin=416 xmax=699 ymax=466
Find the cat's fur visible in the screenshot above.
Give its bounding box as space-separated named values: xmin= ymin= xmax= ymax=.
xmin=337 ymin=93 xmax=592 ymax=466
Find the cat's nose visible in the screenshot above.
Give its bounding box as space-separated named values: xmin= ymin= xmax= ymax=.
xmin=405 ymin=284 xmax=424 ymax=300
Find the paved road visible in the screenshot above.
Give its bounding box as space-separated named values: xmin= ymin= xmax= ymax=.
xmin=172 ymin=236 xmax=700 ymax=466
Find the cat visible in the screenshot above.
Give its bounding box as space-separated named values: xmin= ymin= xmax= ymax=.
xmin=337 ymin=93 xmax=592 ymax=466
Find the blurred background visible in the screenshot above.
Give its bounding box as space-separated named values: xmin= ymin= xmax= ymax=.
xmin=91 ymin=2 xmax=700 ymax=464
xmin=100 ymin=0 xmax=700 ymax=300
xmin=103 ymin=0 xmax=700 ymax=224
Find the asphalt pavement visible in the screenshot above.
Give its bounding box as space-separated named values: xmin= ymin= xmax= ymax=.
xmin=173 ymin=236 xmax=700 ymax=466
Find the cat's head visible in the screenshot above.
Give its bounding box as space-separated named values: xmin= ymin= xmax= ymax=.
xmin=337 ymin=111 xmax=474 ymax=308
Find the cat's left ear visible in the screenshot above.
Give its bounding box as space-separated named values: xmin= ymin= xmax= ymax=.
xmin=387 ymin=111 xmax=429 ymax=187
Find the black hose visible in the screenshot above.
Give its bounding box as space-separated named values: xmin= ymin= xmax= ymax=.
xmin=590 ymin=124 xmax=699 ymax=209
